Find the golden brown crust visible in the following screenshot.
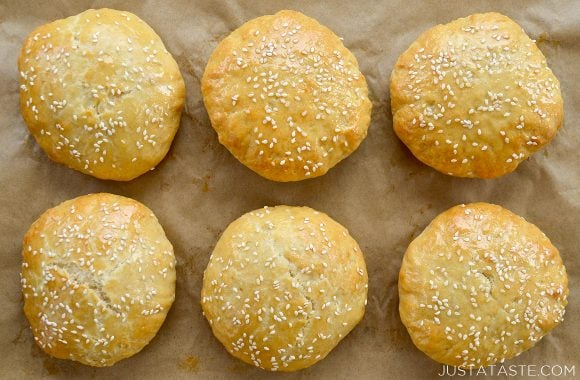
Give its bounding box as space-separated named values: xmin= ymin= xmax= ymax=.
xmin=399 ymin=203 xmax=568 ymax=367
xmin=18 ymin=9 xmax=185 ymax=180
xmin=21 ymin=193 xmax=176 ymax=366
xmin=390 ymin=13 xmax=563 ymax=178
xmin=201 ymin=206 xmax=368 ymax=371
xmin=202 ymin=10 xmax=371 ymax=182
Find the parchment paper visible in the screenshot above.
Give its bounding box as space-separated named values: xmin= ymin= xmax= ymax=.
xmin=0 ymin=1 xmax=578 ymax=379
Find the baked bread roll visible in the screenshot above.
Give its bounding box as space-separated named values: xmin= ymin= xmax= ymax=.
xmin=201 ymin=206 xmax=368 ymax=371
xmin=202 ymin=10 xmax=371 ymax=182
xmin=390 ymin=13 xmax=563 ymax=178
xmin=21 ymin=193 xmax=176 ymax=366
xmin=399 ymin=203 xmax=568 ymax=367
xmin=18 ymin=9 xmax=185 ymax=181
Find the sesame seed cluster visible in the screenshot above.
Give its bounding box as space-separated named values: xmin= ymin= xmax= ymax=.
xmin=201 ymin=206 xmax=368 ymax=371
xmin=21 ymin=193 xmax=176 ymax=366
xmin=18 ymin=8 xmax=185 ymax=181
xmin=202 ymin=10 xmax=372 ymax=181
xmin=399 ymin=203 xmax=568 ymax=367
xmin=390 ymin=12 xmax=563 ymax=178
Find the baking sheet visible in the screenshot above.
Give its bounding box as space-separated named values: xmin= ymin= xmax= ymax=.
xmin=0 ymin=0 xmax=578 ymax=379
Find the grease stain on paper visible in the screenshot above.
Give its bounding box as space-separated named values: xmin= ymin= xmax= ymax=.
xmin=43 ymin=358 xmax=61 ymax=376
xmin=11 ymin=324 xmax=28 ymax=345
xmin=179 ymin=355 xmax=199 ymax=372
xmin=535 ymin=32 xmax=561 ymax=47
xmin=193 ymin=174 xmax=212 ymax=192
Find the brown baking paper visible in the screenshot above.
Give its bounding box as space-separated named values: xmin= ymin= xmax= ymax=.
xmin=0 ymin=1 xmax=578 ymax=379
